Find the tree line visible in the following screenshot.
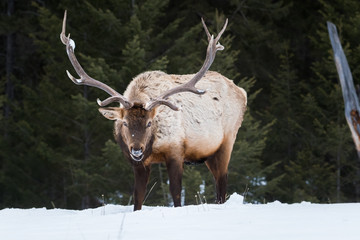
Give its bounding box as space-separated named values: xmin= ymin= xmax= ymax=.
xmin=1 ymin=0 xmax=360 ymax=209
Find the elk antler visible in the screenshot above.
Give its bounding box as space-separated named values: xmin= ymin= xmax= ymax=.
xmin=60 ymin=10 xmax=133 ymax=109
xmin=144 ymin=18 xmax=228 ymax=111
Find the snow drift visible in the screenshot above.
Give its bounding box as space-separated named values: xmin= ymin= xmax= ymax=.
xmin=0 ymin=193 xmax=359 ymax=240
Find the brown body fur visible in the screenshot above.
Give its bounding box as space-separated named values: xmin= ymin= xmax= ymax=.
xmin=100 ymin=70 xmax=247 ymax=210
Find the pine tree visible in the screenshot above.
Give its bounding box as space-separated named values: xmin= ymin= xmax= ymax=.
xmin=259 ymin=42 xmax=304 ymax=202
xmin=228 ymin=76 xmax=276 ymax=203
xmin=0 ymin=1 xmax=60 ymax=208
xmin=305 ymin=0 xmax=360 ymax=202
xmin=97 ymin=140 xmax=133 ymax=205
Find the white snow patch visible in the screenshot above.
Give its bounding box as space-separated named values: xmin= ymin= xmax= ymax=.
xmin=69 ymin=39 xmax=76 ymax=50
xmin=225 ymin=192 xmax=244 ymax=206
xmin=0 ymin=193 xmax=359 ymax=240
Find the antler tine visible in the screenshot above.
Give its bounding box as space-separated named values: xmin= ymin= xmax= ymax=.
xmin=60 ymin=10 xmax=69 ymax=45
xmin=145 ymin=18 xmax=228 ymax=111
xmin=201 ymin=18 xmax=212 ymax=41
xmin=60 ymin=11 xmax=133 ymax=109
xmin=215 ymin=18 xmax=228 ymax=43
xmin=201 ymin=18 xmax=228 ymax=49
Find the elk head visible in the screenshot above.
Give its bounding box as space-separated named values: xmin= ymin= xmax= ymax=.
xmin=98 ymin=104 xmax=157 ymax=161
xmin=60 ymin=10 xmax=227 ymax=162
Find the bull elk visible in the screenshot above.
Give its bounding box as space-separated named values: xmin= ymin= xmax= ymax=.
xmin=60 ymin=11 xmax=247 ymax=210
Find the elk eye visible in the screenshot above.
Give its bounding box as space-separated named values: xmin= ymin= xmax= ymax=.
xmin=146 ymin=121 xmax=152 ymax=128
xmin=123 ymin=121 xmax=128 ymax=127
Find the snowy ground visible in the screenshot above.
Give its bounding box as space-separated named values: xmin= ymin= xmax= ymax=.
xmin=0 ymin=193 xmax=359 ymax=240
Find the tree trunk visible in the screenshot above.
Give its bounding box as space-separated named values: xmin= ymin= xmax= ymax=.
xmin=328 ymin=21 xmax=360 ymax=201
xmin=5 ymin=0 xmax=15 ymax=122
xmin=82 ymin=86 xmax=90 ymax=209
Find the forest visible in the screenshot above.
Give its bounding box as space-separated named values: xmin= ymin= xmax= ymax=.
xmin=1 ymin=0 xmax=360 ymax=209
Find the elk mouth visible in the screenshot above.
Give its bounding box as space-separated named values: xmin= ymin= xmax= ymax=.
xmin=130 ymin=148 xmax=144 ymax=162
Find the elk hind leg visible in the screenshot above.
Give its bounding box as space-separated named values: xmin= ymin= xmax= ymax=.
xmin=206 ymin=139 xmax=233 ymax=204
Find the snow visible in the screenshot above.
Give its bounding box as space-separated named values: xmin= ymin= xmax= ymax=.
xmin=69 ymin=39 xmax=76 ymax=50
xmin=0 ymin=193 xmax=359 ymax=240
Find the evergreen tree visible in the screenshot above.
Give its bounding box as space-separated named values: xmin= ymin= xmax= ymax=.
xmin=98 ymin=140 xmax=133 ymax=205
xmin=229 ymin=77 xmax=276 ymax=203
xmin=263 ymin=43 xmax=304 ymax=202
xmin=305 ymin=0 xmax=360 ymax=202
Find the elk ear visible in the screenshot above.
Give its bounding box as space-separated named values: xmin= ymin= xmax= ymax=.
xmin=98 ymin=107 xmax=124 ymax=121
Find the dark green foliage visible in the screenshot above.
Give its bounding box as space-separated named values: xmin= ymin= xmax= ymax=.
xmin=1 ymin=0 xmax=360 ymax=209
xmin=229 ymin=77 xmax=276 ymax=203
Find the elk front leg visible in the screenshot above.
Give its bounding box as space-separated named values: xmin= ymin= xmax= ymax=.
xmin=166 ymin=160 xmax=184 ymax=207
xmin=133 ymin=164 xmax=151 ymax=211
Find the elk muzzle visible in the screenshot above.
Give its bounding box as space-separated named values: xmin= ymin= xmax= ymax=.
xmin=130 ymin=147 xmax=144 ymax=162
